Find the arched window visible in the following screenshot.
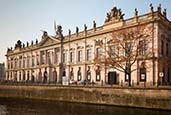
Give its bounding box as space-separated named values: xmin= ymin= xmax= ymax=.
xmin=27 ymin=71 xmax=30 ymax=81
xmin=70 ymin=67 xmax=74 ymax=80
xmin=77 ymin=67 xmax=82 ymax=81
xmin=53 ymin=68 xmax=57 ymax=83
xmin=38 ymin=69 xmax=42 ymax=82
xmin=140 ymin=62 xmax=146 ymax=82
xmin=23 ymin=71 xmax=25 ymax=81
xmin=96 ymin=66 xmax=101 ymax=81
xmin=43 ymin=68 xmax=48 ymax=83
xmin=87 ymin=66 xmax=91 ymax=81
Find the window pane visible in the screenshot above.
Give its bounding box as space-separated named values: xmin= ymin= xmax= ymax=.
xmin=63 ymin=53 xmax=67 ymax=63
xmin=139 ymin=40 xmax=147 ymax=56
xmin=96 ymin=48 xmax=101 ymax=58
xmin=161 ymin=40 xmax=164 ymax=55
xmin=70 ymin=52 xmax=74 ymax=62
xmin=87 ymin=49 xmax=92 ymax=61
xmin=78 ymin=50 xmax=82 ymax=62
xmin=110 ymin=46 xmax=115 ymax=58
xmin=125 ymin=43 xmax=131 ymax=56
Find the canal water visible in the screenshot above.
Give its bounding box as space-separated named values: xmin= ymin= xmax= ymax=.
xmin=0 ymin=98 xmax=171 ymax=115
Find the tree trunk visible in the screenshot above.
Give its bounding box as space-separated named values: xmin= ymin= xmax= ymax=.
xmin=128 ymin=72 xmax=131 ymax=87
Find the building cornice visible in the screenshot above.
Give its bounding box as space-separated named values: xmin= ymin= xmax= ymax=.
xmin=6 ymin=11 xmax=170 ymax=57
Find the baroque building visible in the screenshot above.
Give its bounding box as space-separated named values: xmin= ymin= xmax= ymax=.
xmin=5 ymin=5 xmax=171 ymax=86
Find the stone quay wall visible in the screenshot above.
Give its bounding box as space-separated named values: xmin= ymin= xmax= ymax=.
xmin=0 ymin=85 xmax=171 ymax=110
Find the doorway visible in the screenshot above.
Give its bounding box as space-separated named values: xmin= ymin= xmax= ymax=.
xmin=108 ymin=71 xmax=117 ymax=85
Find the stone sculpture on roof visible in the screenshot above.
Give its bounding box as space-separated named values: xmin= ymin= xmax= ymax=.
xmin=105 ymin=6 xmax=125 ymax=23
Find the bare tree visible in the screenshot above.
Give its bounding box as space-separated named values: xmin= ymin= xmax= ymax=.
xmin=94 ymin=25 xmax=153 ymax=86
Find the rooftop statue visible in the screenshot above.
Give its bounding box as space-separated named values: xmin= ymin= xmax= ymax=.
xmin=93 ymin=20 xmax=96 ymax=28
xmin=105 ymin=13 xmax=111 ymax=22
xmin=15 ymin=40 xmax=22 ymax=49
xmin=163 ymin=9 xmax=167 ymax=17
xmin=157 ymin=4 xmax=161 ymax=12
xmin=84 ymin=24 xmax=87 ymax=31
xmin=149 ymin=3 xmax=153 ymax=12
xmin=93 ymin=20 xmax=96 ymax=31
xmin=27 ymin=42 xmax=29 ymax=47
xmin=31 ymin=40 xmax=34 ymax=46
xmin=105 ymin=6 xmax=125 ymax=23
xmin=134 ymin=8 xmax=138 ymax=16
xmin=41 ymin=30 xmax=48 ymax=40
xmin=36 ymin=39 xmax=38 ymax=44
xmin=68 ymin=29 xmax=71 ymax=37
xmin=56 ymin=25 xmax=64 ymax=40
xmin=7 ymin=47 xmax=11 ymax=52
xmin=76 ymin=26 xmax=79 ymax=34
xmin=23 ymin=43 xmax=25 ymax=48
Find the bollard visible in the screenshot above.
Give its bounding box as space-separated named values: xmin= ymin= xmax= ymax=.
xmin=121 ymin=80 xmax=123 ymax=87
xmin=144 ymin=82 xmax=146 ymax=88
xmin=84 ymin=80 xmax=86 ymax=87
xmin=101 ymin=80 xmax=103 ymax=86
xmin=132 ymin=80 xmax=134 ymax=87
xmin=157 ymin=79 xmax=159 ymax=88
xmin=92 ymin=80 xmax=94 ymax=86
xmin=76 ymin=81 xmax=78 ymax=86
xmin=111 ymin=82 xmax=113 ymax=87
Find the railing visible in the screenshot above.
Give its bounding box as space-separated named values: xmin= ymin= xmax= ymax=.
xmin=1 ymin=79 xmax=170 ymax=89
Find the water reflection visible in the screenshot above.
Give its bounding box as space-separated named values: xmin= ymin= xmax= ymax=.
xmin=0 ymin=98 xmax=171 ymax=115
xmin=0 ymin=105 xmax=8 ymax=115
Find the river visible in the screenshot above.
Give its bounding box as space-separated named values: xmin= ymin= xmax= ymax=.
xmin=0 ymin=98 xmax=171 ymax=115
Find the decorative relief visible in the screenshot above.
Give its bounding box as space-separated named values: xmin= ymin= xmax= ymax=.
xmin=70 ymin=48 xmax=75 ymax=51
xmin=86 ymin=44 xmax=93 ymax=48
xmin=95 ymin=40 xmax=103 ymax=46
xmin=77 ymin=46 xmax=84 ymax=49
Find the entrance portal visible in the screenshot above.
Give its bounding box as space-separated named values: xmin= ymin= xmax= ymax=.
xmin=108 ymin=71 xmax=117 ymax=85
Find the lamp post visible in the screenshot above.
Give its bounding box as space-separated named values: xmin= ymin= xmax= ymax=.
xmin=56 ymin=25 xmax=64 ymax=84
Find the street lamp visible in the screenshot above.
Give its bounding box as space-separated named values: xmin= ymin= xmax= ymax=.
xmin=56 ymin=25 xmax=64 ymax=84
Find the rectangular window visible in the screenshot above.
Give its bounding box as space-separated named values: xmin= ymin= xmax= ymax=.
xmin=96 ymin=67 xmax=101 ymax=81
xmin=19 ymin=60 xmax=22 ymax=68
xmin=41 ymin=51 xmax=45 ymax=64
xmin=125 ymin=67 xmax=130 ymax=81
xmin=110 ymin=46 xmax=115 ymax=58
xmin=125 ymin=43 xmax=131 ymax=56
xmin=139 ymin=40 xmax=147 ymax=56
xmin=87 ymin=49 xmax=92 ymax=61
xmin=27 ymin=58 xmax=30 ymax=67
xmin=140 ymin=68 xmax=146 ymax=82
xmin=47 ymin=52 xmax=51 ymax=65
xmin=19 ymin=56 xmax=22 ymax=68
xmin=70 ymin=52 xmax=74 ymax=63
xmin=11 ymin=62 xmax=13 ymax=69
xmin=161 ymin=40 xmax=164 ymax=55
xmin=166 ymin=43 xmax=169 ymax=57
xmin=162 ymin=67 xmax=165 ymax=83
xmin=32 ymin=57 xmax=35 ymax=67
xmin=8 ymin=63 xmax=10 ymax=69
xmin=78 ymin=50 xmax=82 ymax=62
xmin=55 ymin=53 xmax=59 ymax=64
xmin=15 ymin=60 xmax=17 ymax=68
xmin=96 ymin=47 xmax=101 ymax=58
xmin=63 ymin=53 xmax=67 ymax=63
xmin=23 ymin=59 xmax=25 ymax=68
xmin=36 ymin=56 xmax=39 ymax=65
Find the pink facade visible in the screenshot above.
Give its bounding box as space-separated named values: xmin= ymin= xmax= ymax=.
xmin=5 ymin=5 xmax=171 ymax=86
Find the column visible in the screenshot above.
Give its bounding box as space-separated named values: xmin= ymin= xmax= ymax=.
xmin=45 ymin=50 xmax=48 ymax=64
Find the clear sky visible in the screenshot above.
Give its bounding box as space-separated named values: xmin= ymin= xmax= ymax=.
xmin=0 ymin=0 xmax=171 ymax=64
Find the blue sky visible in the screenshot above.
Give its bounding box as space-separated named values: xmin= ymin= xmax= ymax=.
xmin=0 ymin=0 xmax=171 ymax=64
